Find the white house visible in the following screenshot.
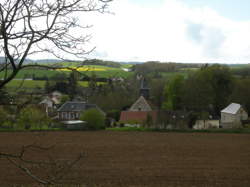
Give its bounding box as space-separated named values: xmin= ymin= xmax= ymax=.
xmin=221 ymin=103 xmax=248 ymax=128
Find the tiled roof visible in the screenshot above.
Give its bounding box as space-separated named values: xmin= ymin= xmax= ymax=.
xmin=57 ymin=101 xmax=97 ymax=112
xmin=221 ymin=103 xmax=241 ymax=114
xmin=119 ymin=111 xmax=157 ymax=123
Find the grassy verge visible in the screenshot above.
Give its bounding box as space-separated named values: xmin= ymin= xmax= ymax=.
xmin=107 ymin=127 xmax=250 ymax=134
xmin=0 ymin=127 xmax=63 ymax=132
xmin=2 ymin=126 xmax=250 ymax=134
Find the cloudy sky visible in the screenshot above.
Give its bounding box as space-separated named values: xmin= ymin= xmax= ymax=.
xmin=80 ymin=0 xmax=250 ymax=63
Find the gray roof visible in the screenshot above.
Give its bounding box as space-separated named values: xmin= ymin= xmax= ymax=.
xmin=57 ymin=101 xmax=98 ymax=112
xmin=221 ymin=103 xmax=241 ymax=114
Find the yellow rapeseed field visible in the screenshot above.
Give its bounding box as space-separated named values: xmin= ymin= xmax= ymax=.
xmin=58 ymin=67 xmax=106 ymax=71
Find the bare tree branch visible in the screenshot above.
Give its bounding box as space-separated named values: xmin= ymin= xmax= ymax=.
xmin=0 ymin=0 xmax=112 ymax=88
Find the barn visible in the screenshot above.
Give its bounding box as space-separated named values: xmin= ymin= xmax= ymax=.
xmin=220 ymin=103 xmax=248 ymax=128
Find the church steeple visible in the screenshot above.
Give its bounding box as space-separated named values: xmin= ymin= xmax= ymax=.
xmin=139 ymin=78 xmax=150 ymax=100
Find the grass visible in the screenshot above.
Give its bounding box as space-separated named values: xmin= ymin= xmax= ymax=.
xmin=0 ymin=127 xmax=63 ymax=132
xmin=2 ymin=126 xmax=250 ymax=134
xmin=107 ymin=127 xmax=250 ymax=134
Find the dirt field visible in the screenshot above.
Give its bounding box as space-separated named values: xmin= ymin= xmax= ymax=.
xmin=0 ymin=131 xmax=250 ymax=186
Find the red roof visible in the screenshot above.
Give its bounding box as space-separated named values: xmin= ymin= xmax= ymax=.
xmin=119 ymin=111 xmax=158 ymax=123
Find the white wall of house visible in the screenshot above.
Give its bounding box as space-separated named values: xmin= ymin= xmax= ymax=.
xmin=221 ymin=107 xmax=248 ymax=128
xmin=221 ymin=113 xmax=236 ymax=123
xmin=193 ymin=120 xmax=220 ymax=130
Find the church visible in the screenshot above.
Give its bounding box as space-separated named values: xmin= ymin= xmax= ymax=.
xmin=119 ymin=78 xmax=157 ymax=127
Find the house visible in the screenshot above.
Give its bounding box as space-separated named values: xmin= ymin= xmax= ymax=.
xmin=39 ymin=97 xmax=56 ymax=115
xmin=57 ymin=101 xmax=105 ymax=121
xmin=51 ymin=91 xmax=62 ymax=101
xmin=39 ymin=91 xmax=62 ymax=115
xmin=220 ymin=103 xmax=248 ymax=128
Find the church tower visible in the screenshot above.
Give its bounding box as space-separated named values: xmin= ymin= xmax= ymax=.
xmin=139 ymin=78 xmax=150 ymax=100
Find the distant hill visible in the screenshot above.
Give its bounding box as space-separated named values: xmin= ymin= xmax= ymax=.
xmin=0 ymin=57 xmax=63 ymax=64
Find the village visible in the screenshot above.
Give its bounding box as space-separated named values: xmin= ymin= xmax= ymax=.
xmin=1 ymin=0 xmax=250 ymax=186
xmin=19 ymin=69 xmax=247 ymax=132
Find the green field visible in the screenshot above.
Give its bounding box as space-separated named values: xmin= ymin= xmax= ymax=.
xmin=5 ymin=79 xmax=106 ymax=92
xmin=5 ymin=80 xmax=45 ymax=90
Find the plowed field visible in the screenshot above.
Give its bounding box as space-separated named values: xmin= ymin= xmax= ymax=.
xmin=0 ymin=131 xmax=250 ymax=186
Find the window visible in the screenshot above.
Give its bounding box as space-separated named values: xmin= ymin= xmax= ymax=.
xmin=71 ymin=113 xmax=75 ymax=119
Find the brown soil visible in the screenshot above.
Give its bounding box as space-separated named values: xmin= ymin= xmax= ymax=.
xmin=0 ymin=131 xmax=250 ymax=186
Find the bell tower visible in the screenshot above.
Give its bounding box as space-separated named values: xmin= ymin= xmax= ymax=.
xmin=139 ymin=78 xmax=150 ymax=100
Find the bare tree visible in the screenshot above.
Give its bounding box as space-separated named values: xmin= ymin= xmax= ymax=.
xmin=0 ymin=0 xmax=112 ymax=89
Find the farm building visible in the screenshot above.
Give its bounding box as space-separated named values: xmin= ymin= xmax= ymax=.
xmin=220 ymin=103 xmax=248 ymax=128
xmin=57 ymin=101 xmax=105 ymax=121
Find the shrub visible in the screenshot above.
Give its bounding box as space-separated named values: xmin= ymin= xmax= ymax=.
xmin=80 ymin=109 xmax=105 ymax=130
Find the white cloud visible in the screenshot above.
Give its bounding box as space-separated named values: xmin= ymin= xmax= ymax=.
xmin=82 ymin=0 xmax=250 ymax=63
xmin=26 ymin=0 xmax=250 ymax=63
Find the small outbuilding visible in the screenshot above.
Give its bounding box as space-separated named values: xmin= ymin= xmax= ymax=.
xmin=220 ymin=103 xmax=248 ymax=128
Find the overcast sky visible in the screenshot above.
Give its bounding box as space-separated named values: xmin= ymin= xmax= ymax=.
xmin=40 ymin=0 xmax=250 ymax=63
xmin=85 ymin=0 xmax=250 ymax=63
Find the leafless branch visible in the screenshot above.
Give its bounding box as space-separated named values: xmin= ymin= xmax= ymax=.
xmin=0 ymin=0 xmax=112 ymax=88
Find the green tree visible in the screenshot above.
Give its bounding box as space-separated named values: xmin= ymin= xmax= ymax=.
xmin=17 ymin=106 xmax=50 ymax=130
xmin=163 ymin=75 xmax=184 ymax=110
xmin=150 ymin=79 xmax=166 ymax=109
xmin=230 ymin=78 xmax=250 ymax=114
xmin=61 ymin=95 xmax=70 ymax=104
xmin=205 ymin=65 xmax=234 ymax=114
xmin=80 ymin=109 xmax=105 ymax=130
xmin=68 ymin=71 xmax=79 ymax=100
xmin=182 ymin=72 xmax=214 ymax=112
xmin=182 ymin=64 xmax=233 ymax=115
xmin=88 ymin=72 xmax=97 ymax=93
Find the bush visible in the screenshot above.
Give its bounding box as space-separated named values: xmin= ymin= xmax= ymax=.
xmin=80 ymin=109 xmax=105 ymax=130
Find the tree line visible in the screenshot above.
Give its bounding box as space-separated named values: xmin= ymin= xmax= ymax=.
xmin=163 ymin=64 xmax=250 ymax=117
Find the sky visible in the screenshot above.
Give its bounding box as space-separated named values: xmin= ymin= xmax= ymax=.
xmin=81 ymin=0 xmax=250 ymax=63
xmin=38 ymin=0 xmax=250 ymax=63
